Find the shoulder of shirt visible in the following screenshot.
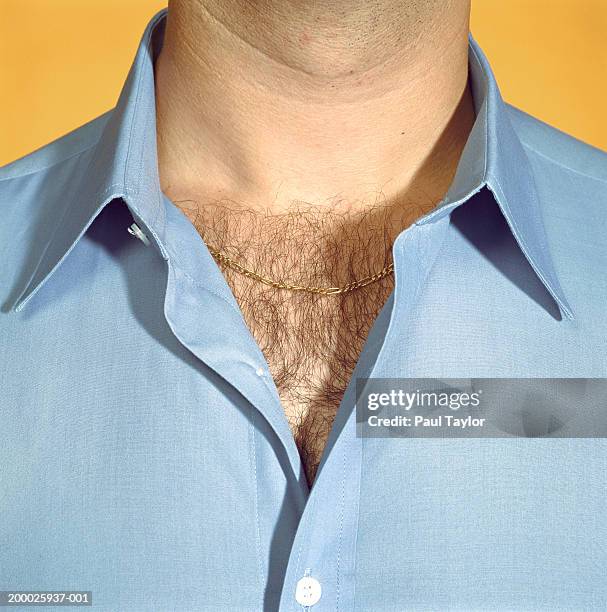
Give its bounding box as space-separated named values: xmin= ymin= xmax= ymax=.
xmin=0 ymin=109 xmax=113 ymax=184
xmin=505 ymin=103 xmax=607 ymax=186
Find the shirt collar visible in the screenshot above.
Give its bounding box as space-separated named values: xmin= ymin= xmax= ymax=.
xmin=12 ymin=8 xmax=573 ymax=320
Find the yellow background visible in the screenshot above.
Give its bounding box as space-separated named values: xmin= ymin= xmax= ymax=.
xmin=1 ymin=0 xmax=606 ymax=165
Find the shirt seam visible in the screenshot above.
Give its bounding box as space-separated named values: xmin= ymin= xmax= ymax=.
xmin=124 ymin=26 xmax=149 ymax=202
xmin=335 ymin=435 xmax=347 ymax=611
xmin=248 ymin=412 xmax=265 ymax=608
xmin=0 ymin=140 xmax=100 ymax=183
xmin=520 ymin=141 xmax=607 ymax=185
xmin=294 ymin=488 xmax=320 ymax=612
xmin=350 ymin=435 xmax=363 ymax=612
xmin=467 ymin=40 xmax=490 ymax=184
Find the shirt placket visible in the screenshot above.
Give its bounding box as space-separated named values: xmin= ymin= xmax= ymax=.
xmin=278 ymin=216 xmax=452 ymax=610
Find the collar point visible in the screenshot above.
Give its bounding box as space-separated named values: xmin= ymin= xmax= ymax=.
xmin=12 ymin=299 xmax=28 ymax=314
xmin=559 ymin=303 xmax=576 ymax=322
xmin=12 ymin=290 xmax=34 ymax=313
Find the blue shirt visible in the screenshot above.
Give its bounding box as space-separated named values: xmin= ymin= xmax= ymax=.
xmin=1 ymin=9 xmax=607 ymax=611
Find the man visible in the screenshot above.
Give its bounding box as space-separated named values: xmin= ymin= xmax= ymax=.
xmin=1 ymin=1 xmax=605 ymax=610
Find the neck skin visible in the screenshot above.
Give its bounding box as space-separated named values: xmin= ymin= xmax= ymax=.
xmin=155 ymin=0 xmax=474 ymax=215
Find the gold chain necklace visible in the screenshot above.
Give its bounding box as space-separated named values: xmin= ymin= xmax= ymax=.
xmin=207 ymin=245 xmax=394 ymax=295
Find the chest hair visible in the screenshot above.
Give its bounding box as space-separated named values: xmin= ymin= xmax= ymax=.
xmin=176 ymin=196 xmax=427 ymax=485
xmin=231 ymin=274 xmax=394 ymax=486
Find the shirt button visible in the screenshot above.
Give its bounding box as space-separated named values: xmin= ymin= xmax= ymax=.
xmin=127 ymin=222 xmax=151 ymax=246
xmin=295 ymin=576 xmax=322 ymax=607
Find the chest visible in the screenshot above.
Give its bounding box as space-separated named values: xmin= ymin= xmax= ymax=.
xmin=226 ymin=276 xmax=394 ymax=485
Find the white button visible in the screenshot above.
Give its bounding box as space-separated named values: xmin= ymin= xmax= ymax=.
xmin=255 ymin=366 xmax=265 ymax=377
xmin=295 ymin=576 xmax=322 ymax=607
xmin=127 ymin=222 xmax=151 ymax=246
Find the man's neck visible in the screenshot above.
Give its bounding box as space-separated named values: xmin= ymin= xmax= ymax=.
xmin=155 ymin=0 xmax=475 ymax=214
